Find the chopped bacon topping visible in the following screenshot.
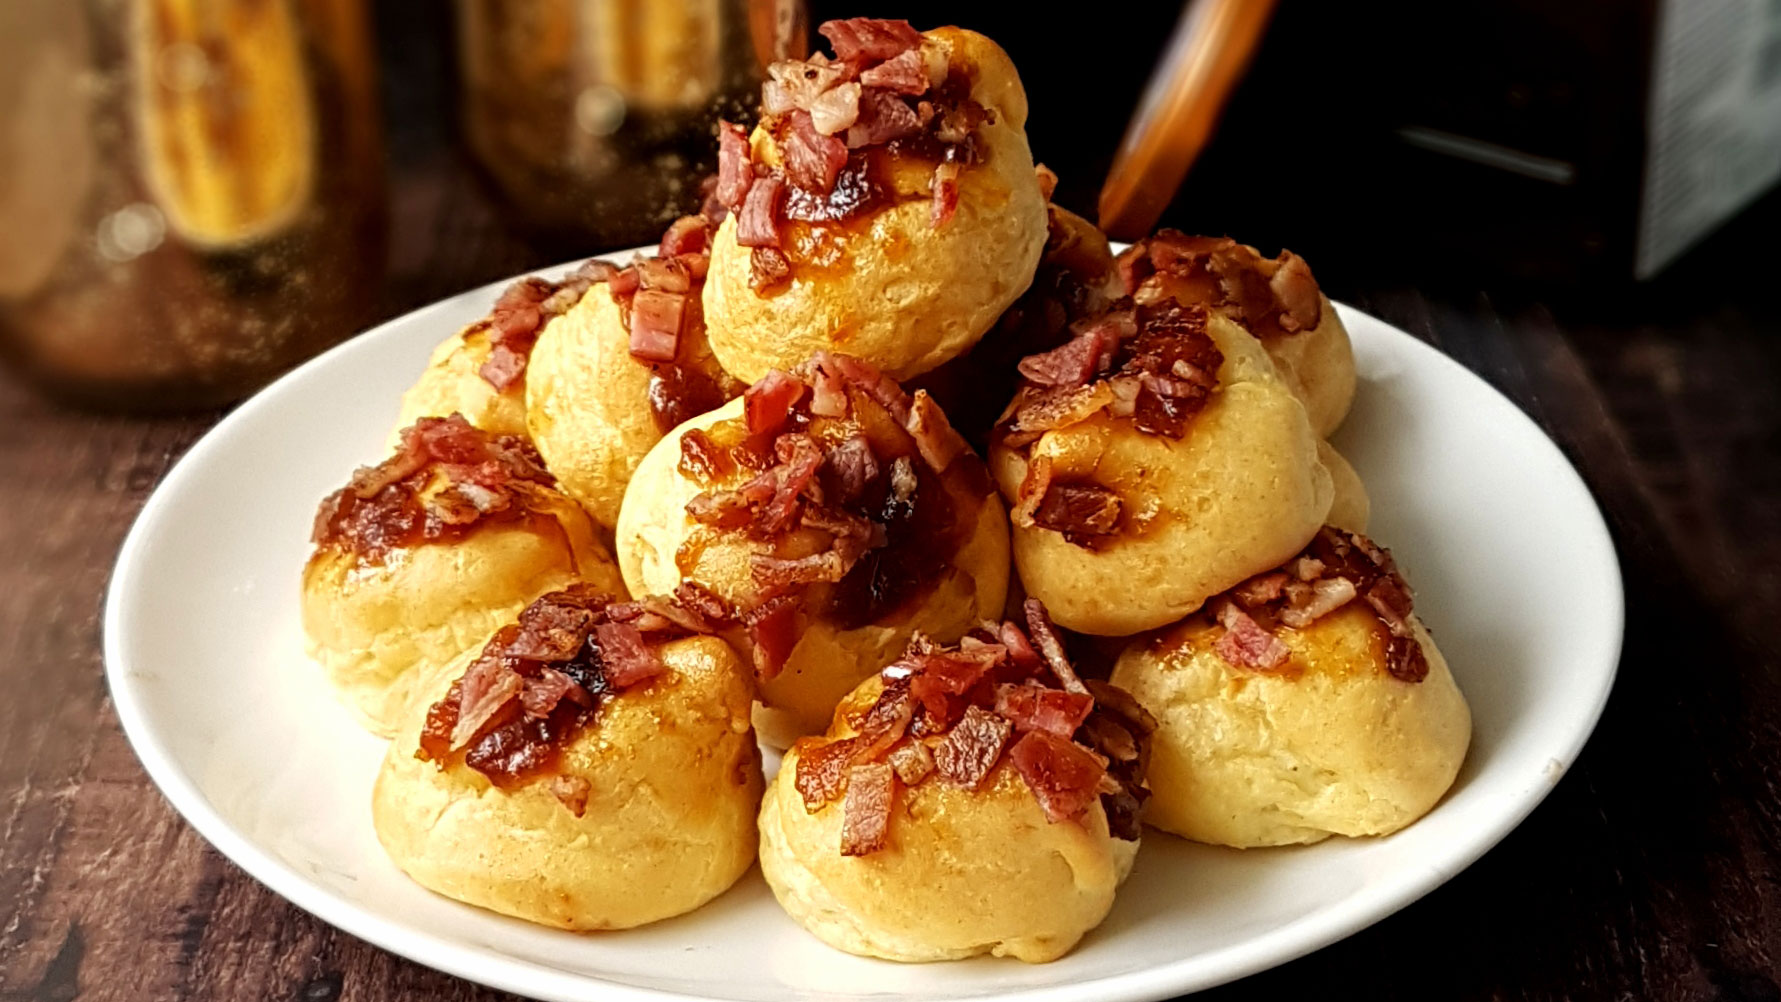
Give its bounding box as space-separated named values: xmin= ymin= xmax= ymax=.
xmin=312 ymin=415 xmax=555 ymax=561
xmin=676 ymin=354 xmax=984 ymax=669
xmin=930 ymin=161 xmax=961 ymax=226
xmin=744 ymin=595 xmax=801 ymax=681
xmin=820 ymin=17 xmax=924 ymax=67
xmin=840 ymin=762 xmax=895 ymax=855
xmin=416 ymin=584 xmax=711 ymax=794
xmin=627 ymin=289 xmax=685 ymax=362
xmin=472 ymin=267 xmax=609 ymax=392
xmin=1119 ymin=230 xmax=1325 ymax=340
xmin=550 ymin=775 xmax=591 ymax=817
xmin=724 ymin=17 xmax=987 ymax=288
xmin=887 ymin=738 xmax=935 ymax=784
xmin=715 ymin=120 xmax=753 ymax=207
xmin=995 ymin=682 xmax=1094 ymax=738
xmin=790 ymin=602 xmax=1149 ymax=853
xmin=860 ymin=47 xmax=931 ymax=94
xmin=996 ymin=299 xmax=1224 ymax=468
xmin=1210 ymin=527 xmax=1430 ymax=682
xmin=1008 ymin=730 xmax=1107 ymax=824
xmin=782 ymin=112 xmax=850 ymax=193
xmin=1031 ymin=481 xmax=1122 ymax=545
xmin=659 ymin=215 xmax=710 ymax=258
xmin=933 ymin=706 xmax=1013 ymax=788
xmin=1213 ymin=601 xmax=1292 ymax=670
xmin=736 ymin=175 xmax=786 ymax=248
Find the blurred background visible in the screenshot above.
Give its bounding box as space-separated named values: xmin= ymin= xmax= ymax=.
xmin=2 ymin=0 xmax=1778 ymax=410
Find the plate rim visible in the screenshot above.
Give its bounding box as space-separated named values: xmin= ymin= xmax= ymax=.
xmin=102 ymin=266 xmax=1625 ymax=1002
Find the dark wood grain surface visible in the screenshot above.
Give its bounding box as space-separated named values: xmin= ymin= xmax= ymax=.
xmin=6 ymin=30 xmax=1781 ymax=1002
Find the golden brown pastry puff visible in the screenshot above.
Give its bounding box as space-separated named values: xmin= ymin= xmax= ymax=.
xmin=302 ymin=415 xmax=623 ymax=735
xmin=1318 ymin=440 xmax=1370 ymax=533
xmin=988 ymin=299 xmax=1332 ymax=636
xmin=373 ymin=585 xmax=763 ymax=929
xmin=759 ymin=601 xmax=1152 ymax=963
xmin=1118 ymin=232 xmax=1356 ymax=437
xmin=1110 ymin=528 xmax=1470 ymax=847
xmin=615 ymin=352 xmax=1009 ymax=746
xmin=526 ymin=214 xmax=746 ymax=528
xmin=916 ymin=187 xmax=1125 ymax=449
xmin=394 ymin=265 xmax=615 ymax=443
xmin=701 ymin=18 xmax=1049 ymax=382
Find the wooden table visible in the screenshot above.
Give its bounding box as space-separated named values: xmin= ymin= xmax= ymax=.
xmin=5 ymin=78 xmax=1780 ymax=1002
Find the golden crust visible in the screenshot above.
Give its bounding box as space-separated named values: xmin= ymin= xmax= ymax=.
xmin=392 ymin=326 xmax=529 ymax=446
xmin=301 ymin=490 xmax=623 ymax=736
xmin=1318 ymin=439 xmax=1370 ymax=533
xmin=372 ymin=635 xmax=763 ymax=929
xmin=1262 ymin=297 xmax=1355 ymax=437
xmin=990 ymin=314 xmax=1332 ymax=636
xmin=758 ymin=678 xmax=1135 ymax=963
xmin=701 ymin=28 xmax=1048 ymax=382
xmin=1111 ymin=608 xmax=1470 ymax=847
xmin=614 ymin=398 xmax=1011 ymax=745
xmin=525 ymin=283 xmax=733 ymax=529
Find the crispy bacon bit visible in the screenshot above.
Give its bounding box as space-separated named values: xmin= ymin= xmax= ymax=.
xmin=829 ymin=353 xmax=912 ymax=424
xmin=995 ymin=682 xmax=1094 ymax=738
xmin=934 ymin=706 xmax=1012 ymax=789
xmin=1017 ymin=325 xmax=1120 ymax=388
xmin=1025 ymin=599 xmax=1089 ymax=694
xmin=517 ymin=668 xmax=580 ymax=719
xmin=551 ymin=775 xmax=591 ymax=817
xmin=819 ymin=17 xmax=923 ymax=67
xmin=627 ymin=289 xmax=685 ymax=362
xmin=860 ymin=48 xmax=930 ymax=94
xmin=674 ymin=580 xmax=733 ymax=625
xmin=659 ymin=215 xmax=709 ymax=257
xmin=1279 ymin=576 xmax=1358 ymax=628
xmin=930 ymin=161 xmax=961 ymax=226
xmin=715 ymin=120 xmax=753 ymax=206
xmin=736 ymin=176 xmax=786 ymax=248
xmin=1214 ymin=601 xmax=1292 ymax=670
xmin=794 ymin=735 xmax=860 ymax=810
xmin=825 ymin=434 xmax=880 ymax=502
xmin=743 ymin=369 xmax=806 ymax=436
xmin=887 ymin=739 xmax=935 ymax=784
xmin=478 ymin=345 xmax=527 ymax=393
xmin=593 ymin=622 xmax=665 ymax=687
xmin=1009 ymin=730 xmax=1107 ymax=823
xmin=840 ymin=762 xmax=895 ymax=855
xmin=1233 ymin=571 xmax=1290 ymax=607
xmin=783 ymin=112 xmax=850 ymax=192
xmin=808 ymin=358 xmax=851 ymax=418
xmin=749 ymin=247 xmax=792 ymax=291
xmin=808 ymin=81 xmax=863 ymax=135
xmin=844 ymin=88 xmax=924 ymax=148
xmin=745 ymin=596 xmax=800 ymax=680
xmin=905 ymin=391 xmax=963 ymax=472
xmin=1031 ymin=481 xmax=1122 ymax=543
xmin=1270 ymin=251 xmax=1323 ymax=332
xmin=1387 ymin=635 xmax=1429 ymax=682
xmin=1004 ymin=383 xmax=1116 ymax=448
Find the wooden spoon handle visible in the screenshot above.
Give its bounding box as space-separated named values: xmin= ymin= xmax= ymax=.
xmin=1097 ymin=0 xmax=1279 ymax=240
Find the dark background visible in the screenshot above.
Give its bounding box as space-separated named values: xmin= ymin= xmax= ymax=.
xmin=3 ymin=1 xmax=1780 ymax=999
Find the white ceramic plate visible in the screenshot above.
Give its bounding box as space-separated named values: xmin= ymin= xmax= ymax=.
xmin=105 ymin=260 xmax=1623 ymax=1002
